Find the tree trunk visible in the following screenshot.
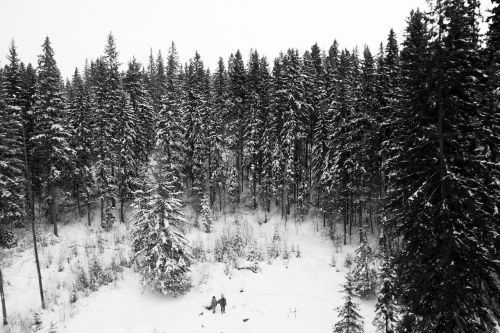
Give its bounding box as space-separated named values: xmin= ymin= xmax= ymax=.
xmin=50 ymin=184 xmax=58 ymax=237
xmin=359 ymin=202 xmax=363 ymax=244
xmin=22 ymin=122 xmax=45 ymax=309
xmin=31 ymin=213 xmax=46 ymax=309
xmin=0 ymin=268 xmax=7 ymax=325
xmin=344 ymin=200 xmax=348 ymax=245
xmin=87 ymin=202 xmax=91 ymax=226
xmin=76 ymin=184 xmax=81 ymax=216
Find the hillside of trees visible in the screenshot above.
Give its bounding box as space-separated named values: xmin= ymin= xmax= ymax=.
xmin=1 ymin=0 xmax=499 ymax=331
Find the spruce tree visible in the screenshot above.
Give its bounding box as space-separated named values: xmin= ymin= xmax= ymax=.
xmin=157 ymin=42 xmax=185 ymax=195
xmin=373 ymin=255 xmax=398 ymax=333
xmin=0 ymin=41 xmax=25 ymax=240
xmin=211 ymin=57 xmax=230 ymax=210
xmin=333 ymin=274 xmax=364 ymax=333
xmin=131 ymin=155 xmax=193 ymax=295
xmin=67 ymin=68 xmax=94 ymax=225
xmin=31 ymin=37 xmax=73 ymax=236
xmin=351 ymin=229 xmax=377 ymax=298
xmin=256 ymin=56 xmax=274 ymax=214
xmin=200 ymin=193 xmax=214 ymax=232
xmin=387 ymin=4 xmax=500 ymax=331
xmin=227 ymin=51 xmax=247 ymax=201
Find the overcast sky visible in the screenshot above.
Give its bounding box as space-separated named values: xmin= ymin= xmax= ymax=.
xmin=0 ymin=0 xmax=493 ymax=79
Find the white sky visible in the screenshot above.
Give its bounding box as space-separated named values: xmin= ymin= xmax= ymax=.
xmin=0 ymin=0 xmax=493 ymax=79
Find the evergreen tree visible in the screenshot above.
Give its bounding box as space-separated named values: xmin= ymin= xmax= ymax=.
xmin=67 ymin=68 xmax=94 ymax=225
xmin=182 ymin=52 xmax=211 ymax=207
xmin=200 ymin=193 xmax=213 ymax=233
xmin=211 ymin=57 xmax=230 ymax=210
xmin=256 ymin=56 xmax=274 ymax=214
xmin=31 ymin=37 xmax=73 ymax=236
xmin=333 ymin=274 xmax=365 ymax=333
xmin=115 ymin=89 xmax=140 ymax=224
xmin=157 ymin=42 xmax=185 ymax=195
xmin=485 ymin=0 xmax=500 ymax=163
xmin=373 ymin=255 xmax=398 ymax=333
xmin=0 ymin=41 xmax=25 ymax=236
xmin=123 ymin=57 xmax=155 ymax=163
xmin=227 ymin=50 xmax=247 ymax=201
xmin=351 ymin=229 xmax=377 ymax=298
xmin=20 ymin=63 xmax=38 ymax=214
xmin=131 ymin=157 xmax=193 ymax=295
xmin=387 ymin=4 xmax=500 ymax=331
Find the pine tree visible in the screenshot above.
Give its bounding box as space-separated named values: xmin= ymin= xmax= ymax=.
xmin=92 ymin=33 xmax=123 ymax=231
xmin=131 ymin=156 xmax=193 ymax=295
xmin=312 ymin=41 xmax=337 ymax=227
xmin=200 ymin=193 xmax=214 ymax=233
xmin=67 ymin=68 xmax=94 ymax=225
xmin=20 ymin=63 xmax=38 ymax=216
xmin=256 ymin=56 xmax=274 ymax=214
xmin=333 ymin=274 xmax=364 ymax=333
xmin=115 ymin=90 xmax=139 ymax=224
xmin=31 ymin=37 xmax=74 ymax=236
xmin=245 ymin=50 xmax=264 ymax=210
xmin=0 ymin=41 xmax=25 ymax=239
xmin=157 ymin=42 xmax=185 ymax=195
xmin=373 ymin=255 xmax=397 ymax=333
xmin=123 ymin=57 xmax=155 ymax=163
xmin=227 ymin=51 xmax=247 ymax=201
xmin=182 ymin=52 xmax=210 ymax=207
xmin=211 ymin=57 xmax=230 ymax=211
xmin=351 ymin=229 xmax=377 ymax=298
xmin=386 ymin=4 xmax=500 ymax=331
xmin=485 ymin=0 xmax=500 ymax=163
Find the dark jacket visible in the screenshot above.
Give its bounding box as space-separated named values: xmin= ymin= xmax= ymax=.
xmin=219 ymin=297 xmax=226 ymax=307
xmin=211 ymin=297 xmax=217 ymax=308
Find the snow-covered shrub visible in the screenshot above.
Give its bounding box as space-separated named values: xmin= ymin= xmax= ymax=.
xmin=267 ymin=226 xmax=282 ymax=259
xmin=214 ymin=227 xmax=246 ymax=265
xmin=88 ymin=256 xmax=113 ymax=291
xmin=37 ymin=232 xmax=60 ymax=248
xmin=351 ymin=230 xmax=377 ymax=298
xmin=192 ymin=240 xmax=208 ymax=262
xmin=73 ymin=264 xmax=90 ymax=293
xmin=282 ymin=243 xmax=290 ymax=260
xmin=344 ymin=253 xmax=353 ymax=268
xmin=0 ymin=226 xmax=17 ymax=248
xmin=200 ymin=193 xmax=214 ymax=232
xmin=246 ymin=241 xmax=264 ymax=262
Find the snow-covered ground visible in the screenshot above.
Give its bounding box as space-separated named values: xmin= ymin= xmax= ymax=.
xmin=2 ymin=209 xmax=379 ymax=333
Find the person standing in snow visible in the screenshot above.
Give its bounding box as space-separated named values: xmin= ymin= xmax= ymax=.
xmin=219 ymin=295 xmax=226 ymax=314
xmin=205 ymin=296 xmax=218 ymax=313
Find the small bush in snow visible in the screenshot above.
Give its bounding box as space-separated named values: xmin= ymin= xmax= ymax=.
xmin=246 ymin=241 xmax=264 ymax=262
xmin=214 ymin=227 xmax=246 ymax=265
xmin=37 ymin=232 xmax=60 ymax=248
xmin=192 ymin=241 xmax=208 ymax=262
xmin=344 ymin=254 xmax=353 ymax=268
xmin=282 ymin=243 xmax=290 ymax=260
xmin=0 ymin=226 xmax=17 ymax=248
xmin=73 ymin=264 xmax=90 ymax=292
xmin=267 ymin=226 xmax=282 ymax=259
xmin=88 ymin=256 xmax=113 ymax=291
